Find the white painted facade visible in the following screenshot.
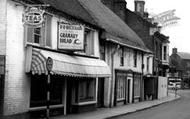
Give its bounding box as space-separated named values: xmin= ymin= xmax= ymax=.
xmin=3 ymin=0 xmax=101 ymax=116
xmin=104 ymin=43 xmax=153 ymax=107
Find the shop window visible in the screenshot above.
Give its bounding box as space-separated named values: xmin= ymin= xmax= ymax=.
xmin=30 ymin=75 xmax=63 ymax=107
xmin=134 ymin=50 xmax=137 ymax=67
xmin=82 ymin=28 xmax=95 ymax=56
xmin=117 ymin=78 xmax=126 ymax=100
xmin=78 ymin=78 xmax=96 ymax=102
xmin=133 ymin=73 xmax=141 ymax=99
xmin=26 ymin=14 xmax=52 ymax=47
xmin=116 ymin=72 xmax=127 ymax=101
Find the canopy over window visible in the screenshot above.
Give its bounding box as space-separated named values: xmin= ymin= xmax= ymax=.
xmin=25 ymin=47 xmax=111 ymax=77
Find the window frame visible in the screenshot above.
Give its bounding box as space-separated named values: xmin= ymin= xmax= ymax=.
xmin=134 ymin=50 xmax=137 ymax=67
xmin=25 ymin=13 xmax=52 ymax=48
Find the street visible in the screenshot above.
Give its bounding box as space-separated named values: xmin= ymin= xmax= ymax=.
xmin=110 ymin=90 xmax=190 ymax=119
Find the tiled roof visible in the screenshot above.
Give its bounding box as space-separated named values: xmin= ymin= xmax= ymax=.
xmin=154 ymin=31 xmax=170 ymax=43
xmin=177 ymin=52 xmax=190 ymax=60
xmin=38 ymin=0 xmax=150 ymax=52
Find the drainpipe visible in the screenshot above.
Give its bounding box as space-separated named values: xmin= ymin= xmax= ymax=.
xmin=110 ymin=44 xmax=120 ymax=107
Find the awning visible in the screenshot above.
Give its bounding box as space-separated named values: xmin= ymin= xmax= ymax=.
xmin=25 ymin=47 xmax=111 ymax=77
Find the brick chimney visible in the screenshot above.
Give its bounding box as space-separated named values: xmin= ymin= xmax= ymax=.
xmin=134 ymin=0 xmax=145 ymax=17
xmin=172 ymin=48 xmax=177 ymax=54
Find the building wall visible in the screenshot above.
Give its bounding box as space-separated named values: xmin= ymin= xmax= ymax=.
xmin=104 ymin=42 xmax=145 ymax=106
xmin=3 ymin=0 xmax=30 ymax=115
xmin=0 ymin=0 xmax=7 ymax=55
xmin=125 ymin=10 xmax=153 ymax=51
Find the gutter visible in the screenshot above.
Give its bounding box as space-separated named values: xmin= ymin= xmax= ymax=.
xmin=106 ymin=38 xmax=152 ymax=54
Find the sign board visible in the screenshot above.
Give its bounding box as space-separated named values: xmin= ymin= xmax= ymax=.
xmin=152 ymin=9 xmax=180 ymax=28
xmin=58 ymin=23 xmax=84 ymax=50
xmin=46 ymin=57 xmax=53 ymax=71
xmin=23 ymin=7 xmax=44 ymax=27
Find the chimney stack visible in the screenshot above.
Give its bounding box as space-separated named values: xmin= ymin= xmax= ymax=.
xmin=134 ymin=0 xmax=145 ymax=17
xmin=172 ymin=48 xmax=177 ymax=54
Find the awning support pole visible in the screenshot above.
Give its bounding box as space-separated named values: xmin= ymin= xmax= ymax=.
xmin=46 ymin=72 xmax=51 ymax=119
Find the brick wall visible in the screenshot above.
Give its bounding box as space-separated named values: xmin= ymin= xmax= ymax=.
xmin=0 ymin=0 xmax=7 ymax=55
xmin=3 ymin=0 xmax=30 ymax=116
xmin=125 ymin=9 xmax=154 ymax=52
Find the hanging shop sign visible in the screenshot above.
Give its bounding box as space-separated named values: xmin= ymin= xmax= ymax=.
xmin=46 ymin=57 xmax=53 ymax=71
xmin=23 ymin=6 xmax=45 ymax=27
xmin=58 ymin=23 xmax=84 ymax=50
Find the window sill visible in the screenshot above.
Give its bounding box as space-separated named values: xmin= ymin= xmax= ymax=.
xmin=73 ymin=100 xmax=97 ymax=106
xmin=117 ymin=98 xmax=125 ymax=102
xmin=29 ymin=104 xmax=64 ymax=111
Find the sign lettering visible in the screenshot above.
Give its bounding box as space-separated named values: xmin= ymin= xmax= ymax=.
xmin=58 ymin=23 xmax=84 ymax=50
xmin=23 ymin=7 xmax=44 ymax=27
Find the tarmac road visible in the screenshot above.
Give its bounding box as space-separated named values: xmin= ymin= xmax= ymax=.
xmin=110 ymin=90 xmax=190 ymax=119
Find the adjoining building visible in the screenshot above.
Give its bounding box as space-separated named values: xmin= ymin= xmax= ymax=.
xmin=170 ymin=48 xmax=190 ymax=89
xmin=101 ymin=0 xmax=170 ymax=100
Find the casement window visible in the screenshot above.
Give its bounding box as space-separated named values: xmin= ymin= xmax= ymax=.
xmin=116 ymin=71 xmax=127 ymax=101
xmin=134 ymin=50 xmax=137 ymax=67
xmin=147 ymin=57 xmax=149 ymax=72
xmin=120 ymin=46 xmax=124 ymax=66
xmin=26 ymin=14 xmax=52 ymax=47
xmin=160 ymin=44 xmax=162 ymax=60
xmin=83 ymin=28 xmax=94 ymax=56
xmin=163 ymin=46 xmax=167 ymax=60
xmin=100 ymin=39 xmax=106 ymax=60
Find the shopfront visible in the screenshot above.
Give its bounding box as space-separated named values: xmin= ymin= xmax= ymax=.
xmin=114 ymin=70 xmax=133 ymax=106
xmin=133 ymin=73 xmax=142 ymax=102
xmin=25 ymin=46 xmax=111 ymax=116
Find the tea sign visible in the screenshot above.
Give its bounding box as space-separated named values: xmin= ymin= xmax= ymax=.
xmin=23 ymin=7 xmax=44 ymax=27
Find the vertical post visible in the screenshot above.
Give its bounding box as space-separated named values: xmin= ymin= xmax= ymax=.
xmin=46 ymin=72 xmax=51 ymax=119
xmin=46 ymin=57 xmax=53 ymax=118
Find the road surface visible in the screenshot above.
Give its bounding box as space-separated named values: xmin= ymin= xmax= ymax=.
xmin=111 ymin=90 xmax=190 ymax=119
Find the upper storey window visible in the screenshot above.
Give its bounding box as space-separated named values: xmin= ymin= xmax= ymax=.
xmin=26 ymin=14 xmax=52 ymax=47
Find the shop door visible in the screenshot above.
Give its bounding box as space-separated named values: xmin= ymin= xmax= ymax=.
xmin=66 ymin=79 xmax=74 ymax=114
xmin=97 ymin=78 xmax=104 ymax=107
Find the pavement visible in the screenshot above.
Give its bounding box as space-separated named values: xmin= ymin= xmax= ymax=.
xmin=52 ymin=92 xmax=180 ymax=119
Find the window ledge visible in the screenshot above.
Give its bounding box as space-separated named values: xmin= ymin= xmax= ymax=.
xmin=117 ymin=98 xmax=125 ymax=102
xmin=73 ymin=100 xmax=97 ymax=106
xmin=29 ymin=104 xmax=64 ymax=111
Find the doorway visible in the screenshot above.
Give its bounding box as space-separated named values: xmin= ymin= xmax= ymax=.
xmin=127 ymin=79 xmax=131 ymax=103
xmin=97 ymin=78 xmax=104 ymax=107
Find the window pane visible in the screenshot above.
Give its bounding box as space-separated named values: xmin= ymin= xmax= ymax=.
xmin=30 ymin=75 xmax=47 ymax=107
xmin=27 ymin=26 xmax=34 ymax=43
xmin=78 ymin=78 xmax=95 ymax=102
